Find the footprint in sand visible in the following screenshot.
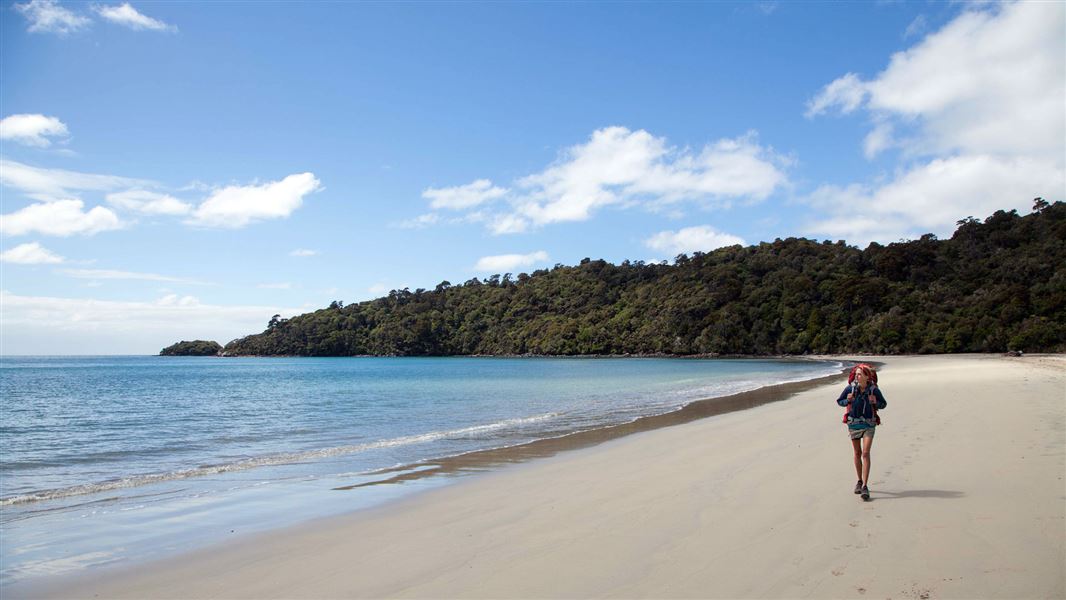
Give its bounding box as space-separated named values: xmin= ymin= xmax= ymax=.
xmin=849 ymin=521 xmax=859 ymax=528
xmin=832 ymin=568 xmax=845 ymax=576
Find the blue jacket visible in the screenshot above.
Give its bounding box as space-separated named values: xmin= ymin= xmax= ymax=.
xmin=836 ymin=384 xmax=887 ymax=429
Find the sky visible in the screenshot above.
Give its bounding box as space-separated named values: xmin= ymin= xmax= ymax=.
xmin=1 ymin=0 xmax=1063 ymax=355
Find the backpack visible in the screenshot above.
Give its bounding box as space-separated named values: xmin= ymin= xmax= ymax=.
xmin=843 ymin=364 xmax=881 ymax=426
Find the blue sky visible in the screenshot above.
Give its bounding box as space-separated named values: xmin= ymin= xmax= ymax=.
xmin=2 ymin=0 xmax=1063 ymax=354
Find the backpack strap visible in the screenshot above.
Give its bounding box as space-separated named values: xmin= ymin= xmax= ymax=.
xmin=869 ymin=384 xmax=880 ymax=425
xmin=843 ymin=385 xmax=854 ymax=423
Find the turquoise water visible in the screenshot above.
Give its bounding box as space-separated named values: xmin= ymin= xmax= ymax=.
xmin=0 ymin=356 xmax=840 ymax=585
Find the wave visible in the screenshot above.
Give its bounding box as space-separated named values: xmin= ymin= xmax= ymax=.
xmin=0 ymin=412 xmax=559 ymax=507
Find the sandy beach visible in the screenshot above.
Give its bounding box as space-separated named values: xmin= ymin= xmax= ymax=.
xmin=15 ymin=354 xmax=1065 ymax=599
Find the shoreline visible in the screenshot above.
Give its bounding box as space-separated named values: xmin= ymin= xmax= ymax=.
xmin=9 ymin=354 xmax=1065 ymax=599
xmin=336 ymin=365 xmax=851 ymax=491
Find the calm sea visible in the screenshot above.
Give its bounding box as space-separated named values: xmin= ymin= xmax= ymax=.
xmin=0 ymin=356 xmax=840 ymax=585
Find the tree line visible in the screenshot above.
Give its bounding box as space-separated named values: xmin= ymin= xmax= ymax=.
xmin=160 ymin=340 xmax=223 ymax=356
xmin=215 ymin=201 xmax=1065 ymax=357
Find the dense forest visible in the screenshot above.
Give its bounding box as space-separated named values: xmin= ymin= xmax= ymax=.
xmin=160 ymin=340 xmax=223 ymax=356
xmin=219 ymin=202 xmax=1065 ymax=357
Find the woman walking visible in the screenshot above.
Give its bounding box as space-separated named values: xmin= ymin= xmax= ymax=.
xmin=838 ymin=364 xmax=886 ymax=501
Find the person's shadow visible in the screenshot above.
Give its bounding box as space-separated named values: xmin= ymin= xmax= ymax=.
xmin=869 ymin=489 xmax=964 ymax=500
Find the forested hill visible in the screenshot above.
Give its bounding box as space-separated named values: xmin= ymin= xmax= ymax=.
xmin=222 ymin=202 xmax=1065 ymax=357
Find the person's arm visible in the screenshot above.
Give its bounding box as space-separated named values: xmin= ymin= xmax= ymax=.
xmin=872 ymin=386 xmax=887 ymax=409
xmin=837 ymin=386 xmax=852 ymax=407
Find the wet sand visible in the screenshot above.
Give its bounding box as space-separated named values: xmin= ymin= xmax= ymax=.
xmin=12 ymin=355 xmax=1065 ymax=599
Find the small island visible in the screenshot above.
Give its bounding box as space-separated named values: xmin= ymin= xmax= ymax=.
xmin=160 ymin=340 xmax=222 ymax=356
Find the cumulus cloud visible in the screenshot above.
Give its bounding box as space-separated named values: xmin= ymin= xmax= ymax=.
xmin=423 ymin=179 xmax=508 ymax=210
xmin=805 ymin=154 xmax=1064 ymax=245
xmin=60 ymin=268 xmax=209 ymax=285
xmin=474 ymin=251 xmax=549 ymax=273
xmin=106 ymin=190 xmax=192 ymax=216
xmin=0 ymin=114 xmax=70 ymax=147
xmin=257 ymin=282 xmax=293 ymax=290
xmin=861 ymin=1 xmax=1065 ymax=159
xmin=514 ymin=128 xmax=786 ymax=229
xmin=93 ymin=3 xmax=175 ymax=32
xmin=0 ymin=242 xmax=65 ymax=264
xmin=1 ymin=199 xmax=122 ymax=236
xmin=423 ymin=127 xmax=789 ymax=235
xmin=1 ymin=161 xmax=319 ymax=231
xmin=14 ymin=0 xmax=90 ymax=35
xmin=645 ymin=226 xmax=746 ymax=257
xmin=188 ymin=173 xmax=321 ymax=228
xmin=804 ymin=1 xmax=1066 ymax=243
xmin=808 ymin=1 xmax=1065 ymax=158
xmin=289 ymin=249 xmax=317 ymax=257
xmin=0 ymin=290 xmax=303 ymax=355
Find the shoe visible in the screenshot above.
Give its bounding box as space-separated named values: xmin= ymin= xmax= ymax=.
xmin=854 ymin=480 xmax=863 ymax=494
xmin=861 ymin=485 xmax=870 ymax=501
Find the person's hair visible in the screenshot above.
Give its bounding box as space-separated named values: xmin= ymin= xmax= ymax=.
xmin=849 ymin=363 xmax=877 ymax=384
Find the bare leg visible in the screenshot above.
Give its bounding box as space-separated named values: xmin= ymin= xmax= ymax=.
xmin=861 ymin=434 xmax=875 ymax=486
xmin=851 ymin=438 xmax=862 ymax=481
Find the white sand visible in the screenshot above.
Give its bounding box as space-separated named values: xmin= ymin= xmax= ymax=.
xmin=19 ymin=355 xmax=1066 ymax=599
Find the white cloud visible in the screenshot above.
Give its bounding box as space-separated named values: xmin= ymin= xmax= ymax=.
xmin=425 ymin=127 xmax=788 ymax=235
xmin=396 ymin=212 xmax=440 ymax=229
xmin=488 ymin=214 xmax=529 ymax=235
xmin=474 ymin=251 xmax=549 ymax=273
xmin=512 ymin=128 xmax=787 ymax=229
xmin=368 ymin=283 xmax=391 ymax=295
xmin=862 ymin=1 xmax=1065 ymax=159
xmin=189 ymin=173 xmax=321 ymax=228
xmin=289 ymin=249 xmax=317 ymax=257
xmin=1 ymin=199 xmax=122 ymax=236
xmin=93 ymin=3 xmax=175 ymax=32
xmin=1 ymin=161 xmax=320 ymax=231
xmin=804 ymin=73 xmax=867 ymax=118
xmin=156 ymin=294 xmax=200 ymax=306
xmin=257 ymin=283 xmax=293 ymax=290
xmin=423 ymin=179 xmax=508 ymax=210
xmin=0 ymin=290 xmax=303 ymax=355
xmin=14 ymin=0 xmax=90 ymax=35
xmin=0 ymin=159 xmax=150 ymax=203
xmin=862 ymin=122 xmax=894 ymax=159
xmin=60 ymin=268 xmax=209 ymax=285
xmin=0 ymin=242 xmax=65 ymax=264
xmin=805 ymin=154 xmax=1064 ymax=244
xmin=106 ymin=190 xmax=192 ymax=216
xmin=0 ymin=114 xmax=70 ymax=147
xmin=804 ymin=1 xmax=1066 ymax=242
xmin=808 ymin=1 xmax=1066 ymax=159
xmin=644 ymin=226 xmax=746 ymax=256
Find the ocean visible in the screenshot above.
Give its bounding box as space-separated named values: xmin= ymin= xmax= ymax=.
xmin=0 ymin=355 xmax=842 ymax=585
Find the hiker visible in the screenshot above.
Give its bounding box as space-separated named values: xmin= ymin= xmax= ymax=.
xmin=837 ymin=363 xmax=886 ymax=501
